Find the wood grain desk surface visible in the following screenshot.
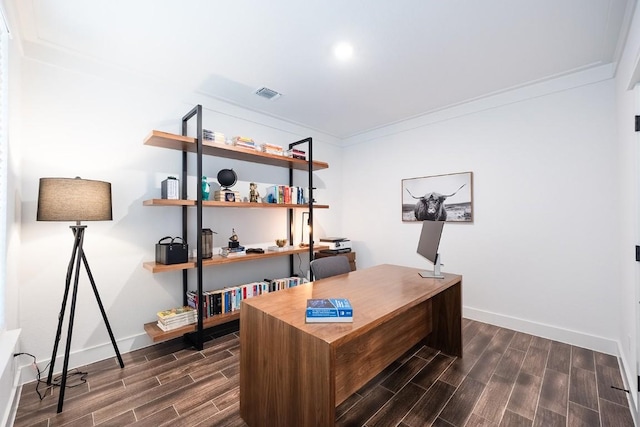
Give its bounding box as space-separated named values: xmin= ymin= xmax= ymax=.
xmin=241 ymin=263 xmax=461 ymax=344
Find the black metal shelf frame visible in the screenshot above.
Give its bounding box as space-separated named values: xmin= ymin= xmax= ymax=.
xmin=178 ymin=105 xmax=316 ymax=350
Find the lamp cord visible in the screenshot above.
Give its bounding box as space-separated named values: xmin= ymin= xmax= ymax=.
xmin=13 ymin=352 xmax=88 ymax=400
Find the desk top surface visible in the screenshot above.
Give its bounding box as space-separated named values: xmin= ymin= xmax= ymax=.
xmin=241 ymin=263 xmax=461 ymax=344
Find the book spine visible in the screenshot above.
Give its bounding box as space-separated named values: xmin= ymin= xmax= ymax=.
xmin=265 ymin=185 xmax=276 ymax=203
xmin=212 ymin=291 xmax=221 ymax=315
xmin=235 ymin=286 xmax=242 ymax=310
xmin=224 ymin=290 xmax=230 ymax=313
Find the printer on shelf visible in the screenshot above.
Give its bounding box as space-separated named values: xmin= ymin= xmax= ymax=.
xmin=319 ymin=237 xmax=352 ymax=253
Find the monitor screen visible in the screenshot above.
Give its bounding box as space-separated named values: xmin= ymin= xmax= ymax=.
xmin=417 ymin=220 xmax=444 ymax=263
xmin=416 ymin=220 xmax=445 ymax=278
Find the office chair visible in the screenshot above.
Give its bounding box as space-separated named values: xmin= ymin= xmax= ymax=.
xmin=310 ymin=255 xmax=351 ymax=280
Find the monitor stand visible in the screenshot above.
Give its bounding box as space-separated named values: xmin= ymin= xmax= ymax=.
xmin=419 ymin=253 xmax=444 ymax=279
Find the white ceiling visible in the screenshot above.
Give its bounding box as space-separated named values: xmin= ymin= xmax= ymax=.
xmin=7 ymin=0 xmax=635 ymax=138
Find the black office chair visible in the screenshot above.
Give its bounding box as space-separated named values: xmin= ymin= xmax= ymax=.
xmin=310 ymin=255 xmax=351 ymax=280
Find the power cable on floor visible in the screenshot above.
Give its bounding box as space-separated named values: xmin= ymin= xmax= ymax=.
xmin=13 ymin=352 xmax=88 ymax=400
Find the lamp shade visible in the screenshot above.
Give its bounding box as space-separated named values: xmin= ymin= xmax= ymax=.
xmin=37 ymin=177 xmax=112 ymax=222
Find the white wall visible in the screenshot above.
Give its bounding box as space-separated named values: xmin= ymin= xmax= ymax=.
xmin=13 ymin=55 xmax=343 ymax=377
xmin=5 ymin=12 xmax=20 ymax=334
xmin=342 ymin=75 xmax=621 ymax=355
xmin=0 ymin=14 xmax=24 ymax=426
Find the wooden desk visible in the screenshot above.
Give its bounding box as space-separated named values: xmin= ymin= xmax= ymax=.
xmin=239 ymin=264 xmax=462 ymax=427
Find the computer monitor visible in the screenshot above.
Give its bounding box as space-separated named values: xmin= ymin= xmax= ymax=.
xmin=416 ymin=220 xmax=445 ymax=278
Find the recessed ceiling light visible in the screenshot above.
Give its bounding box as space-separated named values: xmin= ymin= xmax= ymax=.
xmin=333 ymin=42 xmax=354 ymax=61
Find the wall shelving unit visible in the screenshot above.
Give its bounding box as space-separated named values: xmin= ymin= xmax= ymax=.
xmin=142 ymin=105 xmax=329 ymax=349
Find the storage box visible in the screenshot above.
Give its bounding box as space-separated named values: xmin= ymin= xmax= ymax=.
xmin=155 ymin=236 xmax=188 ymax=265
xmin=161 ymin=177 xmax=180 ymax=199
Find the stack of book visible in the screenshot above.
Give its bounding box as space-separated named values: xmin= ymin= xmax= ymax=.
xmin=213 ymin=190 xmax=240 ymax=202
xmin=286 ymin=148 xmax=306 ymax=160
xmin=232 ymin=136 xmax=257 ymax=150
xmin=305 ymin=298 xmax=353 ymax=323
xmin=222 ymin=246 xmax=246 ymax=257
xmin=261 ymin=142 xmax=284 ymax=156
xmin=203 ymin=129 xmax=225 ymax=145
xmin=156 ymin=306 xmax=197 ymax=331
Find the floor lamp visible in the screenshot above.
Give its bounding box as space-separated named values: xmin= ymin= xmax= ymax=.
xmin=37 ymin=177 xmax=124 ymax=413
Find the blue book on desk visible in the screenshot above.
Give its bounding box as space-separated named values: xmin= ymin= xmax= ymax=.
xmin=305 ymin=298 xmax=353 ymax=323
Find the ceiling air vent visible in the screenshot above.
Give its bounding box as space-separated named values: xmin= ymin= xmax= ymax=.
xmin=255 ymin=87 xmax=282 ymax=101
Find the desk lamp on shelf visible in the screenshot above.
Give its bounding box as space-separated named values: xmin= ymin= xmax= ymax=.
xmin=299 ymin=211 xmax=311 ymax=247
xmin=37 ymin=177 xmax=124 ymax=413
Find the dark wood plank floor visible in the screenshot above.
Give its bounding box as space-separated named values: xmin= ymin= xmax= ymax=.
xmin=14 ymin=319 xmax=635 ymax=426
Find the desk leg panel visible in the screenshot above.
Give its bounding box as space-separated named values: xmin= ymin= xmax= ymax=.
xmin=334 ymin=300 xmax=432 ymax=405
xmin=426 ymin=280 xmax=462 ymax=357
xmin=240 ymin=304 xmax=335 ymax=427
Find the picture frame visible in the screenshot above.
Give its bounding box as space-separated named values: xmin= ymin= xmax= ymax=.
xmin=402 ymin=171 xmax=473 ymax=222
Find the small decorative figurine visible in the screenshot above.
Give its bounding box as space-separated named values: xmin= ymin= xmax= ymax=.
xmin=229 ymin=228 xmax=240 ymax=249
xmin=201 ymin=176 xmax=210 ymax=201
xmin=249 ymin=182 xmax=260 ymax=203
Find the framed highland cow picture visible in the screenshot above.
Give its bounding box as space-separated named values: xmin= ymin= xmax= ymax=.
xmin=402 ymin=172 xmax=473 ymax=223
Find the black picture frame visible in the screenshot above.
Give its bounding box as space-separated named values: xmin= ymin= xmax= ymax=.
xmin=402 ymin=171 xmax=473 ymax=222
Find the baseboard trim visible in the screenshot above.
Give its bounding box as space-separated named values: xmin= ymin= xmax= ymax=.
xmin=463 ymin=306 xmax=618 ymax=355
xmin=18 ymin=331 xmax=152 ymax=385
xmin=616 ymin=340 xmax=639 ymax=425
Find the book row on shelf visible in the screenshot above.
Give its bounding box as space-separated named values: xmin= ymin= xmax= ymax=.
xmin=155 ymin=276 xmax=305 ymax=332
xmin=265 ymin=185 xmax=308 ymax=204
xmin=185 ymin=276 xmax=305 ymax=321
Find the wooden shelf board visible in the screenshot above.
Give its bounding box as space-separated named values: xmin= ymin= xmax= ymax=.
xmin=143 ymin=199 xmax=329 ymax=209
xmin=144 ymin=130 xmax=328 ymax=171
xmin=144 ymin=311 xmax=240 ymax=343
xmin=143 ymin=245 xmax=330 ymax=273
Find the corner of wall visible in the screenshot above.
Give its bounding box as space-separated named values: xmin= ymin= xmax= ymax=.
xmin=616 ymin=340 xmax=639 ymax=425
xmin=0 ymin=328 xmax=21 ymax=427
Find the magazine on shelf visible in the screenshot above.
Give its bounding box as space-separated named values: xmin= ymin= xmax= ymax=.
xmin=157 ymin=306 xmax=196 ymax=321
xmin=156 ymin=319 xmax=196 ymax=331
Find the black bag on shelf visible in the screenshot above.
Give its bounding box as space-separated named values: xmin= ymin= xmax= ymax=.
xmin=155 ymin=236 xmax=189 ymax=265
